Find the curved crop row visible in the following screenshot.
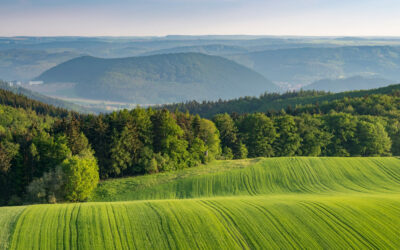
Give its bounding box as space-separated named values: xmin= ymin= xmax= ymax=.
xmin=91 ymin=157 xmax=400 ymax=202
xmin=0 ymin=206 xmax=25 ymax=250
xmin=7 ymin=195 xmax=400 ymax=249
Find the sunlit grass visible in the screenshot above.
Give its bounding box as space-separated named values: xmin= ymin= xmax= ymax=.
xmin=3 ymin=157 xmax=400 ymax=249
xmin=91 ymin=157 xmax=400 ymax=201
xmin=0 ymin=206 xmax=25 ymax=250
xmin=6 ymin=194 xmax=400 ymax=249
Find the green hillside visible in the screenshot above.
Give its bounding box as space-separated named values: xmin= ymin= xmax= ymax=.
xmin=4 ymin=195 xmax=400 ymax=249
xmin=162 ymin=83 xmax=400 ymax=117
xmin=2 ymin=157 xmax=400 ymax=249
xmin=36 ymin=53 xmax=279 ymax=104
xmin=0 ymin=81 xmax=92 ymax=114
xmin=91 ymin=157 xmax=400 ymax=201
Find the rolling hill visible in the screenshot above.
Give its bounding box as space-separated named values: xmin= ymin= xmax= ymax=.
xmin=2 ymin=157 xmax=400 ymax=249
xmin=90 ymin=157 xmax=400 ymax=201
xmin=0 ymin=80 xmax=92 ymax=114
xmin=35 ymin=53 xmax=279 ymax=104
xmin=303 ymin=75 xmax=395 ymax=92
xmin=0 ymin=49 xmax=80 ymax=81
xmin=161 ymin=83 xmax=400 ymax=118
xmin=229 ymin=46 xmax=400 ymax=88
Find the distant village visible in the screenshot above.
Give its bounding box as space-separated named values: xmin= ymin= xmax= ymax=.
xmin=7 ymin=80 xmax=43 ymax=87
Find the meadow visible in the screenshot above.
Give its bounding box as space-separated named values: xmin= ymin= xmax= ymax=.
xmin=2 ymin=157 xmax=400 ymax=249
xmin=91 ymin=157 xmax=400 ymax=201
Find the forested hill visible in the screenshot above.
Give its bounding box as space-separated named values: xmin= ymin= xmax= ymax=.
xmin=0 ymin=83 xmax=80 ymax=118
xmin=36 ymin=53 xmax=279 ymax=104
xmin=0 ymin=81 xmax=91 ymax=114
xmin=162 ymin=83 xmax=400 ymax=118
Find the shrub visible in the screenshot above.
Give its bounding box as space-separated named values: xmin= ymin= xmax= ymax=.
xmin=27 ymin=166 xmax=65 ymax=204
xmin=62 ymin=155 xmax=99 ymax=202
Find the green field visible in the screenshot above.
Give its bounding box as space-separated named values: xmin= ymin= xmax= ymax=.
xmin=2 ymin=157 xmax=400 ymax=249
xmin=90 ymin=157 xmax=400 ymax=201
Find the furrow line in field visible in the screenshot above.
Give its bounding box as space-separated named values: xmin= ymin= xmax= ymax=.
xmin=123 ymin=204 xmax=140 ymax=249
xmin=303 ymin=201 xmax=374 ymax=248
xmin=198 ymin=200 xmax=249 ymax=249
xmin=8 ymin=207 xmax=28 ymax=250
xmin=110 ymin=204 xmax=126 ymax=249
xmin=297 ymin=201 xmax=356 ymax=247
xmin=372 ymin=159 xmax=400 ymax=183
xmin=75 ymin=204 xmax=81 ymax=250
xmin=241 ymin=200 xmax=301 ymax=249
xmin=311 ymin=202 xmax=379 ymax=249
xmin=146 ymin=203 xmax=174 ymax=249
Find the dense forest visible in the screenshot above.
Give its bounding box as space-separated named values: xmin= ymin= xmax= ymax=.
xmin=0 ymin=90 xmax=221 ymax=205
xmin=162 ymin=84 xmax=400 ymax=118
xmin=1 ymin=85 xmax=400 ymax=206
xmin=0 ymin=81 xmax=92 ymax=114
xmin=0 ymin=85 xmax=81 ymax=118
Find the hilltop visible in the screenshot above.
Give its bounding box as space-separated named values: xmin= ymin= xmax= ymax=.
xmin=36 ymin=53 xmax=279 ymax=104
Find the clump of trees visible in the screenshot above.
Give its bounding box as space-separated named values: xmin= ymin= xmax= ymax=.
xmin=215 ymin=112 xmax=393 ymax=160
xmin=82 ymin=109 xmax=220 ymax=178
xmin=0 ymin=106 xmax=221 ymax=205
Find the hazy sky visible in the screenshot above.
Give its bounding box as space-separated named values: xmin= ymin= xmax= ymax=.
xmin=1 ymin=0 xmax=400 ymax=36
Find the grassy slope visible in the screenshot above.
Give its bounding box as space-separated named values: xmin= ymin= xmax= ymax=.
xmin=0 ymin=207 xmax=25 ymax=250
xmin=7 ymin=195 xmax=400 ymax=249
xmin=90 ymin=157 xmax=400 ymax=201
xmin=2 ymin=157 xmax=400 ymax=249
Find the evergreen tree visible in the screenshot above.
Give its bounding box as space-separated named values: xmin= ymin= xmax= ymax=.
xmin=213 ymin=114 xmax=243 ymax=159
xmin=109 ymin=125 xmax=140 ymax=176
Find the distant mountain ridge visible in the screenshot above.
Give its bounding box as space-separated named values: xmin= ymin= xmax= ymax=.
xmin=140 ymin=44 xmax=248 ymax=56
xmin=0 ymin=49 xmax=80 ymax=81
xmin=36 ymin=53 xmax=279 ymax=104
xmin=229 ymin=46 xmax=400 ymax=87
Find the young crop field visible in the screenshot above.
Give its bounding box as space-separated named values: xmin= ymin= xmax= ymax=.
xmin=2 ymin=157 xmax=400 ymax=249
xmin=0 ymin=206 xmax=25 ymax=250
xmin=91 ymin=157 xmax=400 ymax=201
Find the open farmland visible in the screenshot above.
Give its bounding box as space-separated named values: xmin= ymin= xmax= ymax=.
xmin=2 ymin=157 xmax=400 ymax=249
xmin=91 ymin=157 xmax=400 ymax=201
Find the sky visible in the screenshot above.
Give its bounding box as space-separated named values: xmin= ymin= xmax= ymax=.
xmin=1 ymin=0 xmax=400 ymax=36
